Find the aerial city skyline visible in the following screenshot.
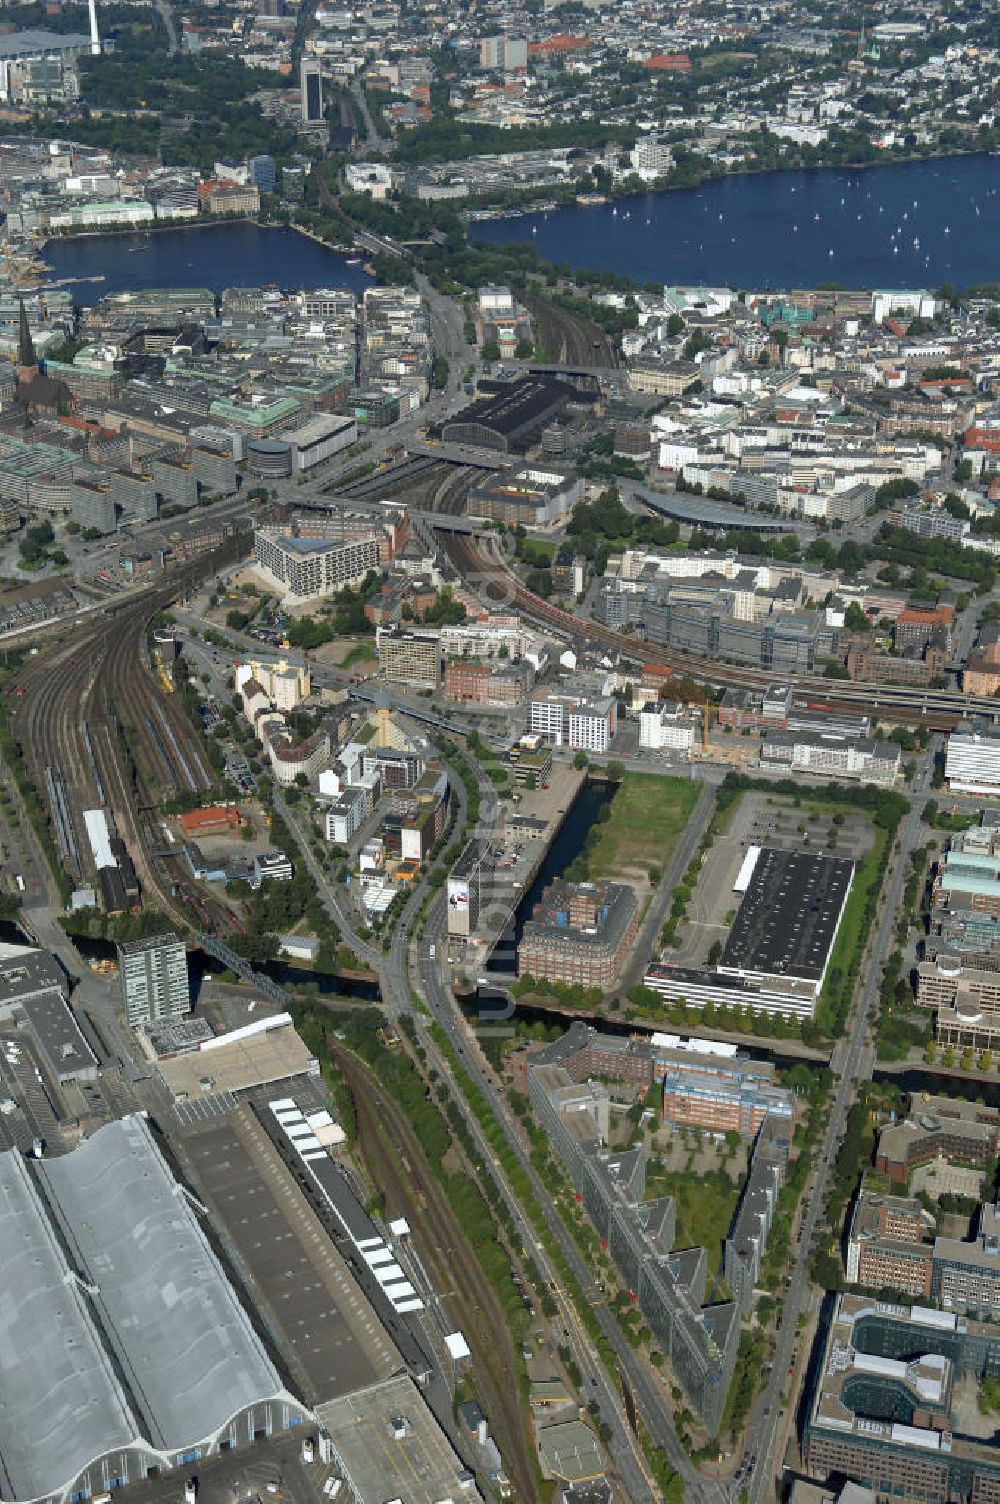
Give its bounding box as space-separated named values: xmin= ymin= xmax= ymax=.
xmin=0 ymin=2 xmax=997 ymax=1504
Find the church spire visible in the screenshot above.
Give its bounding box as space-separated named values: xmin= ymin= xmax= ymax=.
xmin=17 ymin=299 xmax=35 ymax=370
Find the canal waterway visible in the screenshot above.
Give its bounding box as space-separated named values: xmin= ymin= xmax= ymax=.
xmin=43 ymin=222 xmax=371 ymax=303
xmin=67 ymin=932 xmax=379 ymax=1001
xmin=472 ymin=152 xmax=1000 ymax=290
xmin=486 ymin=776 xmax=614 ymax=977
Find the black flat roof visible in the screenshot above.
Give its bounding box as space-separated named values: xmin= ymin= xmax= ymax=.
xmin=720 ymin=847 xmax=854 ymax=984
xmin=442 ymin=375 xmax=579 ymax=441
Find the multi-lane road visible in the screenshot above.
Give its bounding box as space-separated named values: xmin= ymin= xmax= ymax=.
xmin=745 ymin=746 xmax=936 ymax=1504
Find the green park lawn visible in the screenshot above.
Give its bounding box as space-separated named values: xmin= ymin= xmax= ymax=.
xmin=645 ymin=1163 xmax=740 ymax=1268
xmin=585 ymin=773 xmax=699 ymax=880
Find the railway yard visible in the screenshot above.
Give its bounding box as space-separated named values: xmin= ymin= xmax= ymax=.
xmin=520 ymin=291 xmax=619 ymax=369
xmin=9 ymin=534 xmax=249 ymax=932
xmin=330 ymin=1042 xmax=539 ymax=1504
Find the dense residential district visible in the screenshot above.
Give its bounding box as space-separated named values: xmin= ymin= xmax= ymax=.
xmin=10 ymin=1 xmax=1000 ymax=1504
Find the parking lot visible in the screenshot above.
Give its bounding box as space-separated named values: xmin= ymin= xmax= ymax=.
xmin=671 ymin=790 xmax=875 ymax=969
xmin=0 ymin=1026 xmax=65 ymax=1153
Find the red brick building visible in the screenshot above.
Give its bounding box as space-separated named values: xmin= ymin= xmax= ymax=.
xmin=179 ymin=806 xmax=241 ymax=838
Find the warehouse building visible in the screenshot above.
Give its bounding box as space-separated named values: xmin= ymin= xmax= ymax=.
xmin=718 ymin=847 xmax=854 ymax=996
xmin=21 ymin=992 xmax=97 ymax=1085
xmin=518 ymin=879 xmax=639 ymax=989
xmin=0 ymin=1115 xmax=309 ymax=1504
xmin=0 ymin=948 xmax=66 ymax=1021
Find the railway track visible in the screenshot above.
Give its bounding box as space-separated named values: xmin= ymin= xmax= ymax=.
xmin=332 ymin=1043 xmax=540 ymax=1504
xmin=441 ymin=531 xmax=989 ymax=731
xmin=10 ymin=537 xmax=249 ymax=932
xmin=430 ymin=465 xmax=476 ymax=516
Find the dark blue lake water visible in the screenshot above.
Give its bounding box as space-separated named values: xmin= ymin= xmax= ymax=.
xmin=44 ymin=222 xmax=371 ymax=303
xmin=472 ymin=153 xmax=1000 ymax=290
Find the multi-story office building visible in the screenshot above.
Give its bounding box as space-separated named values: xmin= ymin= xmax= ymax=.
xmin=111 ymin=468 xmax=157 ymax=523
xmin=467 ymin=465 xmax=582 ymax=527
xmin=594 ymin=577 xmax=839 ymax=674
xmin=152 ymin=455 xmax=198 ymax=510
xmin=946 ymin=730 xmax=1000 ymax=796
xmin=933 ymin=835 xmax=1000 ymax=918
xmin=519 ymin=1022 xmax=795 ymax=1140
xmin=659 ymin=1050 xmax=795 ymax=1138
xmin=761 ymin=729 xmax=901 ymax=786
xmin=528 ymin=1053 xmax=739 ymax=1435
xmin=874 ymin=1093 xmax=1000 ymax=1185
xmin=447 ymin=838 xmax=495 ymax=942
xmin=518 ymin=879 xmax=638 ymax=988
xmin=70 ymin=477 xmax=116 ymax=534
xmin=255 ymin=526 xmax=380 ymax=604
xmin=377 ymin=627 xmax=441 ymax=690
xmin=248 ymin=154 xmax=276 ymax=194
xmin=117 ymin=933 xmax=189 ymax=1027
xmin=285 ymin=414 xmax=357 ymax=473
xmin=724 ymin=1151 xmax=781 ymax=1312
xmin=845 ymin=1187 xmax=935 ymax=1297
xmin=300 ymin=57 xmax=323 ymax=123
xmin=933 ymin=1201 xmax=1000 ymax=1317
xmin=805 ymin=1295 xmax=1000 ymax=1503
xmin=191 ymin=443 xmax=237 ymax=497
xmin=918 ymin=955 xmax=1000 ymax=1013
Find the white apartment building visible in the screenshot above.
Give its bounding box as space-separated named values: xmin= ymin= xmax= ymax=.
xmin=529 ymin=694 xmax=573 ymax=744
xmin=639 ymin=702 xmax=697 ymax=754
xmin=946 ymin=731 xmax=1000 ymax=796
xmin=117 ymin=934 xmax=188 ymax=1027
xmin=569 ymin=699 xmax=616 ymax=754
xmin=629 ymin=134 xmax=674 ymax=183
xmin=254 ymin=526 xmax=380 ymax=604
xmin=326 ymin=786 xmax=368 ymax=845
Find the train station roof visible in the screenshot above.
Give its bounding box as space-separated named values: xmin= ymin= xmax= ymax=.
xmin=0 ymin=1149 xmax=141 ymax=1504
xmin=36 ymin=1114 xmax=301 ymax=1453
